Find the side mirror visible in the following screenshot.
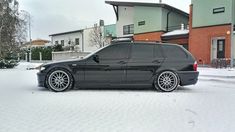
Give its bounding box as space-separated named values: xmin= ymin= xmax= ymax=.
xmin=93 ymin=54 xmax=100 ymax=63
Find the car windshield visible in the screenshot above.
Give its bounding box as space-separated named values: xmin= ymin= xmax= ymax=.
xmin=83 ymin=45 xmax=109 ymax=59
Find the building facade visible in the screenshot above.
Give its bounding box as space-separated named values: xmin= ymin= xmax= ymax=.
xmin=49 ymin=24 xmax=116 ymax=53
xmin=189 ymin=0 xmax=235 ymax=65
xmin=105 ymin=1 xmax=189 ymax=42
xmin=49 ymin=30 xmax=84 ymax=52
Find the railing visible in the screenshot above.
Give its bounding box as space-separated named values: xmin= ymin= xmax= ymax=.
xmin=211 ymin=58 xmax=231 ymax=68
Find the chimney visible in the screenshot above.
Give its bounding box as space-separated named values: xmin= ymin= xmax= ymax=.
xmin=181 ymin=23 xmax=185 ymax=30
xmin=99 ymin=20 xmax=104 ymax=27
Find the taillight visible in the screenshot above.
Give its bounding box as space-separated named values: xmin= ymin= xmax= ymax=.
xmin=193 ymin=61 xmax=198 ymax=71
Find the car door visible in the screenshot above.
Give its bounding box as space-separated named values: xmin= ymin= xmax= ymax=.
xmin=126 ymin=44 xmax=164 ymax=84
xmin=108 ymin=43 xmax=130 ymax=86
xmin=84 ymin=44 xmax=129 ymax=87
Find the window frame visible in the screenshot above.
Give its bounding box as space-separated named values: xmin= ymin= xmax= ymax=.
xmin=75 ymin=38 xmax=80 ymax=45
xmin=123 ymin=24 xmax=134 ymax=35
xmin=213 ymin=7 xmax=225 ymax=14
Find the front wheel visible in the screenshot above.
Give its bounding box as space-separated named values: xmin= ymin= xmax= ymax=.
xmin=154 ymin=71 xmax=179 ymax=92
xmin=46 ymin=69 xmax=74 ymax=92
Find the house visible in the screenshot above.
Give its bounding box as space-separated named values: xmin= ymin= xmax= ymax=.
xmin=49 ymin=22 xmax=116 ymax=53
xmin=21 ymin=39 xmax=50 ymax=49
xmin=189 ymin=0 xmax=235 ymax=65
xmin=49 ymin=30 xmax=84 ymax=52
xmin=105 ymin=1 xmax=189 ymax=43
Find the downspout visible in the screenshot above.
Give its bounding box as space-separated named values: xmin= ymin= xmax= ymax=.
xmin=82 ymin=30 xmax=84 ymax=52
xmin=166 ymin=11 xmax=172 ymax=32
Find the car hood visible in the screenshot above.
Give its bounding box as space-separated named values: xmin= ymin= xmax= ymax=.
xmin=42 ymin=58 xmax=85 ymax=67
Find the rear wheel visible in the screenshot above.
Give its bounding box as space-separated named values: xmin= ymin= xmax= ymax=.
xmin=46 ymin=69 xmax=73 ymax=92
xmin=154 ymin=71 xmax=179 ymax=92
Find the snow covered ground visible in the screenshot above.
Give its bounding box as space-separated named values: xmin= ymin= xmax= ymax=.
xmin=0 ymin=62 xmax=235 ymax=132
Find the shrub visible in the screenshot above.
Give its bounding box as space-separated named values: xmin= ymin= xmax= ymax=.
xmin=0 ymin=53 xmax=19 ymax=69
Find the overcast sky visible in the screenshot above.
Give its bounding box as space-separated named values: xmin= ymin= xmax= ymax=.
xmin=19 ymin=0 xmax=191 ymax=40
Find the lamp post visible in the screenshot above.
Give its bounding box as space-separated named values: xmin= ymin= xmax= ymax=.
xmin=231 ymin=0 xmax=234 ymax=68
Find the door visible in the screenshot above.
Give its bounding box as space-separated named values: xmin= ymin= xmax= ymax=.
xmin=84 ymin=44 xmax=130 ymax=87
xmin=217 ymin=39 xmax=225 ymax=58
xmin=126 ymin=44 xmax=164 ymax=85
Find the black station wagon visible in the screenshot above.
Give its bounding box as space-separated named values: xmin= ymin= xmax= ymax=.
xmin=37 ymin=42 xmax=199 ymax=92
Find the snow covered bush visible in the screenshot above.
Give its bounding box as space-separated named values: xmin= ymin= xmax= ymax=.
xmin=0 ymin=59 xmax=19 ymax=69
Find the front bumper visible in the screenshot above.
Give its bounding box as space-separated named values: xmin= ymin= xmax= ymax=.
xmin=177 ymin=71 xmax=199 ymax=86
xmin=37 ymin=72 xmax=46 ymax=87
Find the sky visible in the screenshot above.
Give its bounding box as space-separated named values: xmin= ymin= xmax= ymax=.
xmin=19 ymin=0 xmax=191 ymax=41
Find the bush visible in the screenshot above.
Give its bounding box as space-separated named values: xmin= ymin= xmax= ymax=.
xmin=31 ymin=47 xmax=52 ymax=60
xmin=0 ymin=52 xmax=19 ymax=69
xmin=0 ymin=59 xmax=19 ymax=69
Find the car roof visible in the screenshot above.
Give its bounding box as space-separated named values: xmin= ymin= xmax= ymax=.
xmin=113 ymin=42 xmax=181 ymax=47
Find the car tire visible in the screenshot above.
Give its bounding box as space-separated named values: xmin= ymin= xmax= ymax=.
xmin=46 ymin=68 xmax=74 ymax=92
xmin=154 ymin=71 xmax=179 ymax=92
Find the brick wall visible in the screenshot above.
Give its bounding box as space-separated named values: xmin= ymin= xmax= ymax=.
xmin=189 ymin=5 xmax=231 ymax=65
xmin=133 ymin=32 xmax=164 ymax=41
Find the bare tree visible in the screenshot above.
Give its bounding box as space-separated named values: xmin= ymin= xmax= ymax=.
xmin=0 ymin=0 xmax=27 ymax=59
xmin=89 ymin=24 xmax=109 ymax=49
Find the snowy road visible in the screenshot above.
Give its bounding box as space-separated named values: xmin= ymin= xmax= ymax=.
xmin=0 ymin=63 xmax=235 ymax=132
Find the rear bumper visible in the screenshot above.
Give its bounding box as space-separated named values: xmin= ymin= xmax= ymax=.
xmin=37 ymin=72 xmax=46 ymax=87
xmin=177 ymin=71 xmax=199 ymax=86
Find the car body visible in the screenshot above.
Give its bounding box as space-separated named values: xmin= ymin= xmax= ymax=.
xmin=37 ymin=42 xmax=199 ymax=92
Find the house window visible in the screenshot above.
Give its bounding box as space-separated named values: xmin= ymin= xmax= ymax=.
xmin=138 ymin=21 xmax=145 ymax=26
xmin=213 ymin=7 xmax=225 ymax=14
xmin=61 ymin=40 xmax=64 ymax=46
xmin=55 ymin=41 xmax=58 ymax=45
xmin=75 ymin=38 xmax=79 ymax=45
xmin=123 ymin=24 xmax=134 ymax=35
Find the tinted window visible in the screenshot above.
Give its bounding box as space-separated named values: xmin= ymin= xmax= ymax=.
xmin=98 ymin=44 xmax=129 ymax=59
xmin=155 ymin=45 xmax=163 ymax=58
xmin=162 ymin=45 xmax=187 ymax=59
xmin=131 ymin=44 xmax=154 ymax=59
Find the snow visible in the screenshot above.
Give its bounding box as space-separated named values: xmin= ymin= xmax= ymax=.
xmin=0 ymin=62 xmax=235 ymax=132
xmin=162 ymin=29 xmax=189 ymax=37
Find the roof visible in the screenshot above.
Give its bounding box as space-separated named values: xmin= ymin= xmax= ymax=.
xmin=105 ymin=1 xmax=189 ymax=17
xmin=49 ymin=29 xmax=83 ymax=37
xmin=162 ymin=29 xmax=189 ymax=37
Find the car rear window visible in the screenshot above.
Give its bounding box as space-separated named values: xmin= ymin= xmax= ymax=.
xmin=162 ymin=45 xmax=188 ymax=59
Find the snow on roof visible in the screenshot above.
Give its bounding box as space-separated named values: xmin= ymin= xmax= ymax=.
xmin=162 ymin=29 xmax=189 ymax=37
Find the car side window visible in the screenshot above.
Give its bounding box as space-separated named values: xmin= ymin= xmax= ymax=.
xmin=131 ymin=44 xmax=154 ymax=59
xmin=155 ymin=45 xmax=163 ymax=58
xmin=162 ymin=45 xmax=188 ymax=59
xmin=98 ymin=44 xmax=129 ymax=59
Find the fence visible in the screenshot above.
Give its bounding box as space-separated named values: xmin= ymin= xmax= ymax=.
xmin=52 ymin=51 xmax=90 ymax=61
xmin=211 ymin=58 xmax=232 ymax=68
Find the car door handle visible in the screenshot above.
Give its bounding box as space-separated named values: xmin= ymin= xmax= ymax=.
xmin=118 ymin=61 xmax=127 ymax=64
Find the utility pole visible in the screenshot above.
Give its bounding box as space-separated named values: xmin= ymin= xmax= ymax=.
xmin=231 ymin=0 xmax=234 ymax=68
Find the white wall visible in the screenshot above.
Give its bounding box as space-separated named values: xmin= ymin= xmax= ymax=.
xmin=83 ymin=27 xmax=101 ymax=52
xmin=51 ymin=32 xmax=83 ymax=52
xmin=116 ymin=6 xmax=134 ymax=38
